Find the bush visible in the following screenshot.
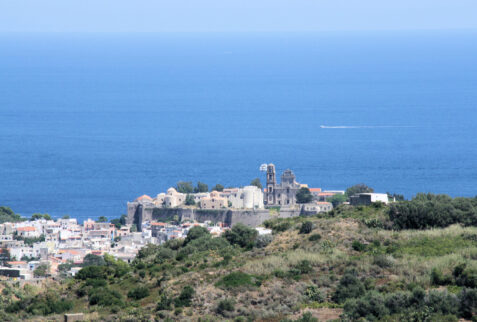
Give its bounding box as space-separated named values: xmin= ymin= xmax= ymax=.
xmin=184 ymin=226 xmax=209 ymax=245
xmin=299 ymin=221 xmax=313 ymax=234
xmin=351 ymin=240 xmax=366 ymax=252
xmin=224 ymin=223 xmax=258 ymax=248
xmin=255 ymin=234 xmax=273 ymax=248
xmin=308 ymin=233 xmax=321 ymax=241
xmin=344 ymin=291 xmax=388 ymax=320
xmin=263 ymin=219 xmax=291 ymax=233
xmin=128 ymin=286 xmax=150 ymax=300
xmin=75 ymin=265 xmax=109 ymax=280
xmin=216 ymin=299 xmax=235 ymax=316
xmin=305 ymin=285 xmax=325 ymax=302
xmin=216 ymin=272 xmax=255 ymax=289
xmin=157 ymin=294 xmax=173 ymax=311
xmin=174 ymin=286 xmax=195 ymax=307
xmin=458 ymin=288 xmax=477 ymax=318
xmin=88 ymin=287 xmax=123 ymax=306
xmin=431 ymin=268 xmax=452 ymax=285
xmin=373 ymin=254 xmax=393 ymax=268
xmin=332 ymin=271 xmax=365 ymax=304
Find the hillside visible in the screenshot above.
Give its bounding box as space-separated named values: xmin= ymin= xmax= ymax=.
xmin=2 ymin=195 xmax=477 ymax=321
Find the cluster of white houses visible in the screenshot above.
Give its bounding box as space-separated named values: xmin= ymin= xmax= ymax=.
xmin=1 ymin=164 xmax=392 ymax=281
xmin=132 ymin=185 xmax=265 ymax=210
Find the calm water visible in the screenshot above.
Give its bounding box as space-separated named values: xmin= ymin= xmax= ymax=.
xmin=1 ymin=32 xmax=477 ymax=221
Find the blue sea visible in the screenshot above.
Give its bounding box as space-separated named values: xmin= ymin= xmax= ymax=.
xmin=1 ymin=31 xmax=476 ymax=222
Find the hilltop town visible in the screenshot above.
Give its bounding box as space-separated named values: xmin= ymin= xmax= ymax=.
xmin=0 ymin=164 xmax=392 ymax=282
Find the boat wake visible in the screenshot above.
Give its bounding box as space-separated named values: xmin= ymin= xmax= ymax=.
xmin=320 ymin=125 xmax=415 ymax=129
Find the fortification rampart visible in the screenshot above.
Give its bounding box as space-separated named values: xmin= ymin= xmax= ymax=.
xmin=127 ymin=203 xmax=303 ymax=230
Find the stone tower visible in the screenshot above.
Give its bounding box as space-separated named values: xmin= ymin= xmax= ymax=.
xmin=266 ymin=163 xmax=276 ymax=205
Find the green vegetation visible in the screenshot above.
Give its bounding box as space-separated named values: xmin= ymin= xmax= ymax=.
xmin=185 ymin=194 xmax=196 ymax=206
xmin=250 ymin=178 xmax=262 ymax=189
xmin=4 ymin=194 xmax=477 ymax=321
xmin=211 ymin=183 xmax=224 ymax=192
xmin=31 ymin=213 xmax=51 ymax=221
xmin=194 ymin=181 xmax=208 ymax=193
xmin=296 ymin=187 xmax=313 ymax=204
xmin=13 ymin=233 xmax=46 ymax=246
xmin=0 ymin=206 xmax=23 ymax=223
xmin=176 ymin=181 xmax=194 ymax=193
xmin=345 ymin=183 xmax=374 ymax=197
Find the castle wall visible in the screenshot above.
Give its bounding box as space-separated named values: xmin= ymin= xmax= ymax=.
xmin=147 ymin=207 xmax=302 ymax=227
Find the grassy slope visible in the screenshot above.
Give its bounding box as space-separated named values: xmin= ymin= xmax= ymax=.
xmin=2 ymin=205 xmax=477 ymax=321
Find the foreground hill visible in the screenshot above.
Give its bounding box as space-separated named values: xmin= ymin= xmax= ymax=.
xmin=2 ymin=194 xmax=477 ymax=321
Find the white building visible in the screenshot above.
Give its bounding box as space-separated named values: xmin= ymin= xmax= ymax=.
xmin=350 ymin=193 xmax=389 ymax=205
xmin=226 ymin=186 xmax=264 ymax=209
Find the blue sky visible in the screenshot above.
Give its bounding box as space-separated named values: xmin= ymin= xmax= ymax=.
xmin=1 ymin=0 xmax=477 ymax=32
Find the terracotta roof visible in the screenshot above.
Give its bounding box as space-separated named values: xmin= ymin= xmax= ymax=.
xmin=318 ymin=192 xmax=336 ymax=196
xmin=7 ymin=261 xmax=26 ymax=265
xmin=309 ymin=188 xmax=322 ymax=192
xmin=135 ymin=194 xmax=152 ymax=201
xmin=151 ymin=222 xmax=166 ymax=226
xmin=17 ymin=226 xmax=36 ymax=232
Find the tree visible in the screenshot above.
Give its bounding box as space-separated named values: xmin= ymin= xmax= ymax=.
xmin=211 ymin=184 xmax=224 ymax=192
xmin=34 ymin=264 xmax=49 ymax=277
xmin=130 ymin=224 xmax=137 ymax=232
xmin=110 ymin=218 xmax=121 ymax=229
xmin=250 ymin=178 xmax=262 ymax=189
xmin=176 ymin=181 xmax=194 ymax=193
xmin=194 ymin=181 xmax=209 ymax=193
xmin=224 ymin=223 xmax=258 ymax=249
xmin=299 ymin=221 xmax=313 ymax=234
xmin=119 ymin=214 xmax=127 ymax=225
xmin=328 ymin=194 xmax=347 ymax=207
xmin=61 ymin=215 xmax=70 ymax=219
xmin=345 ymin=184 xmax=374 ymax=197
xmin=31 ymin=213 xmax=51 ymax=221
xmin=184 ymin=226 xmax=209 ymax=245
xmin=0 ymin=206 xmax=23 ymax=224
xmin=97 ymin=216 xmax=108 ymax=223
xmin=185 ymin=194 xmax=196 ymax=206
xmin=296 ymin=187 xmax=313 ymax=204
xmin=83 ymin=254 xmax=106 ymax=267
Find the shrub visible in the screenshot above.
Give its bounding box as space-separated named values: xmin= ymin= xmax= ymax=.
xmin=308 ymin=233 xmax=321 ymax=241
xmin=373 ymin=254 xmax=393 ymax=268
xmin=431 ymin=268 xmax=452 ymax=285
xmin=127 ymin=286 xmax=150 ymax=300
xmin=299 ymin=221 xmax=313 ymax=234
xmin=88 ymin=287 xmax=123 ymax=306
xmin=305 ymin=285 xmax=325 ymax=302
xmin=458 ymin=288 xmax=477 ymax=318
xmin=216 ymin=299 xmax=235 ymax=316
xmin=157 ymin=294 xmax=173 ymax=311
xmin=344 ymin=291 xmax=388 ymax=320
xmin=263 ymin=219 xmax=291 ymax=233
xmin=351 ymin=240 xmax=366 ymax=252
xmin=332 ymin=271 xmax=365 ymax=304
xmin=75 ymin=265 xmax=109 ymax=280
xmin=295 ymin=312 xmax=318 ymax=322
xmin=184 ymin=226 xmax=209 ymax=245
xmin=174 ymin=286 xmax=195 ymax=307
xmin=224 ymin=223 xmax=258 ymax=248
xmin=216 ymin=272 xmax=255 ymax=289
xmin=83 ymin=254 xmax=106 ymax=267
xmin=384 ymin=291 xmax=412 ymax=314
xmin=255 ymin=234 xmax=273 ymax=248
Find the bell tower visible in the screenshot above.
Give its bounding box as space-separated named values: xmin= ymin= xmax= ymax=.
xmin=266 ymin=164 xmax=276 ymax=205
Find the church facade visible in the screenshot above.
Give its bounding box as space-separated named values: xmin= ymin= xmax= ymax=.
xmin=265 ymin=164 xmax=302 ymax=206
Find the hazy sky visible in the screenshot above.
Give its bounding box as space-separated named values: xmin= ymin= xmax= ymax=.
xmin=1 ymin=0 xmax=477 ymax=32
